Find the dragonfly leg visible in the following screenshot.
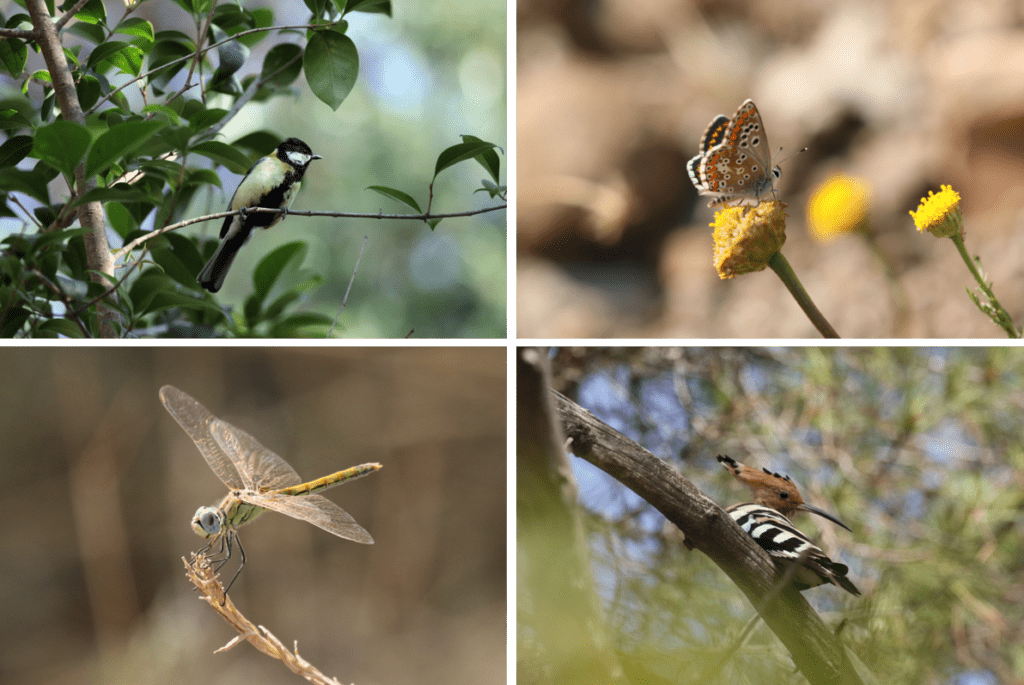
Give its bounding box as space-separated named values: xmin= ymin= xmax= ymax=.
xmin=221 ymin=533 xmax=246 ymax=598
xmin=209 ymin=533 xmax=232 ymax=574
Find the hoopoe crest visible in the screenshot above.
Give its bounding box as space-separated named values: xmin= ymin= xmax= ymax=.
xmin=717 ymin=455 xmax=860 ymax=596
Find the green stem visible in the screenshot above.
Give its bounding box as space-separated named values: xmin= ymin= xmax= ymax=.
xmin=950 ymin=234 xmax=1020 ymax=338
xmin=768 ymin=252 xmax=840 ymax=338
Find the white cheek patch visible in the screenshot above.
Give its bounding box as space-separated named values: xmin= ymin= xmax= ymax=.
xmin=286 ymin=151 xmax=313 ymax=167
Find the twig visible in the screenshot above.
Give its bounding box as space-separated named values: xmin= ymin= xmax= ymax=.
xmin=329 ymin=235 xmax=368 ymax=337
xmin=112 ymin=205 xmax=506 ymax=261
xmin=183 ymin=554 xmax=350 ymax=685
xmin=53 ymin=0 xmax=92 ymax=32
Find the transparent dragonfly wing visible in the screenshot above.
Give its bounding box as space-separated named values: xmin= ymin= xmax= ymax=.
xmin=209 ymin=418 xmax=304 ymax=492
xmin=160 ymin=385 xmax=247 ymax=491
xmin=237 ymin=490 xmax=375 ymax=544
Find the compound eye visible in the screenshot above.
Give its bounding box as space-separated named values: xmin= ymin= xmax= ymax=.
xmin=193 ymin=509 xmax=221 ymax=535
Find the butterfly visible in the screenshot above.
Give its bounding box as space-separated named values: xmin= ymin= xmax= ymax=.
xmin=688 ymin=99 xmax=782 ymax=208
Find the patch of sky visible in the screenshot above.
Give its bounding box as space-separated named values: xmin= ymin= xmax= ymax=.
xmin=921 ymin=417 xmax=979 ymax=472
xmin=578 ymin=364 xmax=639 ymax=441
xmin=949 ymin=670 xmax=999 ymax=685
xmin=573 ymin=455 xmax=644 ymax=521
xmin=637 ymin=372 xmax=691 ymax=462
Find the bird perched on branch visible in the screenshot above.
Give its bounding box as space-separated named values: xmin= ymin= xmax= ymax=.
xmin=198 ymin=137 xmax=322 ymax=293
xmin=717 ymin=454 xmax=860 ymax=596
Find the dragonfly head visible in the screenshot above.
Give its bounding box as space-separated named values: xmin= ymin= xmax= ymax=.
xmin=192 ymin=506 xmax=225 ymax=538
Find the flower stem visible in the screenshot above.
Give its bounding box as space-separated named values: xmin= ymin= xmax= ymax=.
xmin=768 ymin=252 xmax=840 ymax=338
xmin=950 ymin=234 xmax=1020 ymax=338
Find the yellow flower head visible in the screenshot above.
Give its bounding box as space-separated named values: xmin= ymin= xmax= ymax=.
xmin=712 ymin=201 xmax=787 ymax=279
xmin=807 ymin=174 xmax=870 ymax=242
xmin=910 ymin=185 xmax=963 ymax=238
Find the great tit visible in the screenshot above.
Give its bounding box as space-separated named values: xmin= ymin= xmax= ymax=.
xmin=197 ymin=137 xmax=322 ymax=293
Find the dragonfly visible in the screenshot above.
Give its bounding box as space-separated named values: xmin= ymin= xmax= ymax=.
xmin=160 ymin=385 xmax=381 ymax=595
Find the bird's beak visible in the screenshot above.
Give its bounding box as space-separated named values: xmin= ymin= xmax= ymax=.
xmin=798 ymin=502 xmax=853 ymax=532
xmin=312 ymin=154 xmax=323 ymax=160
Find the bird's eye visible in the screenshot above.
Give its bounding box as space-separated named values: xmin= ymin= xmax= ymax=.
xmin=779 ymin=491 xmax=789 ymax=499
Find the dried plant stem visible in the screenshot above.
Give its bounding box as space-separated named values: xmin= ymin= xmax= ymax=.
xmin=183 ymin=554 xmax=350 ymax=685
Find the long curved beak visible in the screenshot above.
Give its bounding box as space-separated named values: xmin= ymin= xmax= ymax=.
xmin=798 ymin=502 xmax=852 ymax=532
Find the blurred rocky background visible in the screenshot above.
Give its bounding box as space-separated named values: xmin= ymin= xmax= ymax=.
xmin=517 ymin=0 xmax=1024 ymax=338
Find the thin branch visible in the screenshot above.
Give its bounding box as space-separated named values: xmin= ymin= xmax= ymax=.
xmin=183 ymin=554 xmax=350 ymax=685
xmin=0 ymin=27 xmax=37 ymax=38
xmin=9 ymin=195 xmax=44 ymax=231
xmin=53 ymin=0 xmax=93 ymax=32
xmin=112 ymin=205 xmax=507 ymax=261
xmin=329 ymin=235 xmax=368 ymax=337
xmin=24 ymin=269 xmax=92 ymax=337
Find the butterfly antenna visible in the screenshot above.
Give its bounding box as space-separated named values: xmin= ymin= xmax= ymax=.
xmin=774 ymin=146 xmax=808 ymax=167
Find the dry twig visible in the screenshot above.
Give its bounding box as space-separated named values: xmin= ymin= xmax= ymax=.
xmin=183 ymin=553 xmax=351 ymax=685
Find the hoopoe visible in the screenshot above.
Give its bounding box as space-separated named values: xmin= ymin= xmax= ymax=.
xmin=717 ymin=455 xmax=861 ymax=596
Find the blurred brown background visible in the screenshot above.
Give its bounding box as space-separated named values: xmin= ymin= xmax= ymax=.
xmin=517 ymin=0 xmax=1024 ymax=338
xmin=0 ymin=348 xmax=505 ymax=685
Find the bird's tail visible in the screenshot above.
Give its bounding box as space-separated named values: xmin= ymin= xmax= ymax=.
xmin=197 ymin=230 xmax=247 ymax=293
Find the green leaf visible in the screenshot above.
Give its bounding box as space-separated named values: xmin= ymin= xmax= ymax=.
xmin=85 ymin=120 xmax=164 ymax=179
xmin=460 ymin=134 xmax=501 ymax=183
xmin=260 ymin=43 xmax=303 ymax=88
xmin=303 ymin=31 xmax=358 ymax=111
xmin=88 ymin=41 xmax=144 ymax=76
xmin=86 ymin=41 xmax=129 ymax=69
xmin=67 ymin=0 xmax=107 ymax=26
xmin=106 ymin=201 xmax=136 ymax=236
xmin=191 ymin=0 xmax=216 ymax=15
xmin=271 ymin=311 xmax=333 ymax=337
xmin=34 ymin=121 xmax=91 ymax=180
xmin=65 ymin=21 xmax=106 ymax=44
xmin=187 ymin=108 xmax=228 ymax=134
xmin=347 ymin=0 xmax=391 ymax=16
xmin=253 ymin=241 xmax=306 ymax=297
xmin=28 ymin=70 xmax=52 ymax=87
xmin=0 ymin=108 xmax=33 ymax=131
xmin=230 ymin=131 xmax=280 ymax=157
xmin=150 ymin=244 xmax=198 ymax=288
xmin=147 ymin=33 xmax=194 ymax=88
xmin=114 ymin=17 xmax=155 ymax=42
xmin=140 ymin=104 xmax=181 ymax=125
xmin=75 ymin=74 xmax=101 ymax=110
xmin=367 ymin=185 xmax=421 ymax=213
xmin=0 ymin=135 xmax=33 ymax=167
xmin=0 ymin=168 xmax=52 ymax=205
xmin=1 ymin=305 xmax=30 ymax=337
xmin=189 ymin=140 xmax=253 ymax=174
xmin=434 ymin=140 xmax=499 ymax=179
xmin=0 ymin=37 xmax=27 ymax=77
xmin=33 ymin=206 xmax=55 ymax=228
xmin=73 ymin=184 xmax=153 ymax=208
xmin=262 ymin=290 xmax=300 ymax=321
xmin=302 ymin=0 xmax=330 ymax=20
xmin=239 ymin=8 xmax=273 ymax=47
xmin=38 ymin=318 xmax=86 ymax=338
